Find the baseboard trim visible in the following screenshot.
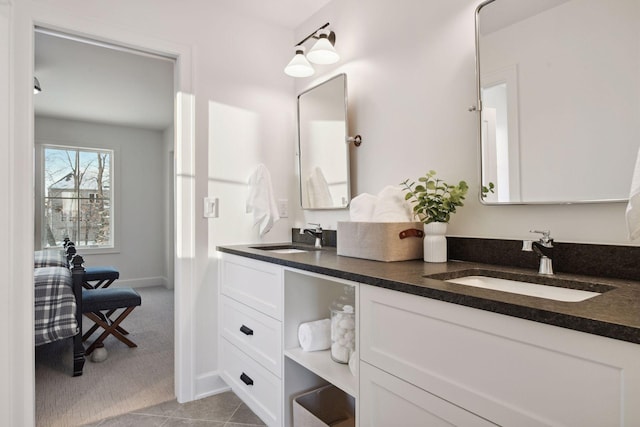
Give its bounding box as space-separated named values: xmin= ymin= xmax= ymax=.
xmin=194 ymin=371 xmax=229 ymax=400
xmin=113 ymin=276 xmax=169 ymax=289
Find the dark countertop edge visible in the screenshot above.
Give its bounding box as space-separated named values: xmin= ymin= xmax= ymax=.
xmin=217 ymin=245 xmax=640 ymax=345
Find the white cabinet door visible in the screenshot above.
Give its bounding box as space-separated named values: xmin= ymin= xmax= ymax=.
xmin=360 ymin=362 xmax=495 ymax=427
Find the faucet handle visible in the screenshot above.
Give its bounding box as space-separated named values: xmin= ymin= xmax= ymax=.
xmin=309 ymin=222 xmax=322 ymax=231
xmin=522 ymin=240 xmax=533 ymax=252
xmin=530 ymin=229 xmax=552 ymax=243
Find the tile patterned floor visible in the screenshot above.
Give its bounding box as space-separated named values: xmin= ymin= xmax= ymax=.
xmin=83 ymin=391 xmax=266 ymax=427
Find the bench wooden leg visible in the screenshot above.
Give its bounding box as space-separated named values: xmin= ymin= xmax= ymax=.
xmin=84 ymin=306 xmax=137 ymax=355
xmin=73 ymin=331 xmax=85 ymax=377
xmin=83 ymin=278 xmax=117 ymax=290
xmin=83 ymin=309 xmax=130 ymax=342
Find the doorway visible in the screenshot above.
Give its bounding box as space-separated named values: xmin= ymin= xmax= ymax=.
xmin=33 ymin=28 xmax=177 ymax=425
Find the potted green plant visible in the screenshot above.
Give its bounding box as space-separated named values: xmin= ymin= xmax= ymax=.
xmin=400 ymin=170 xmax=469 ymax=262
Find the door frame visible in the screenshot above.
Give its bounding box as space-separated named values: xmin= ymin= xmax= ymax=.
xmin=8 ymin=5 xmax=196 ymax=425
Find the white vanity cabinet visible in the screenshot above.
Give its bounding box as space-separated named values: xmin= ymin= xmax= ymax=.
xmin=359 ymin=284 xmax=640 ymax=426
xmin=219 ymin=251 xmax=640 ymax=426
xmin=219 ymin=254 xmax=284 ymax=426
xmin=219 ymin=253 xmax=359 ymax=427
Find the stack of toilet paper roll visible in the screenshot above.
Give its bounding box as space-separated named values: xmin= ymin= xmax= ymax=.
xmin=298 ymin=318 xmax=331 ymax=352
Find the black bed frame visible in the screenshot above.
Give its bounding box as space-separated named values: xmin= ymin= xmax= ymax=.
xmin=70 ymin=254 xmax=85 ymax=376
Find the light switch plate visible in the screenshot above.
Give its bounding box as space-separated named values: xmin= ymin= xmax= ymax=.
xmin=203 ymin=197 xmax=219 ymax=218
xmin=277 ymin=199 xmax=288 ymax=218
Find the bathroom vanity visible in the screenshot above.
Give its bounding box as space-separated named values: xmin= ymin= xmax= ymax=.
xmin=217 ymin=244 xmax=640 ymax=427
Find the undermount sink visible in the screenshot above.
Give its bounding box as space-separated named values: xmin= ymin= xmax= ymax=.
xmin=267 ymin=248 xmax=308 ymax=254
xmin=251 ymin=245 xmax=318 ymax=254
xmin=425 ymin=269 xmax=615 ymax=302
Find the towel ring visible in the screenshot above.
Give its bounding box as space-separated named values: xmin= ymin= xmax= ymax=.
xmin=347 ymin=135 xmax=362 ymax=147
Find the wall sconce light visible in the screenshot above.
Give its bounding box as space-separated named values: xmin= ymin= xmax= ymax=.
xmin=284 ymin=23 xmax=339 ymax=78
xmin=34 ymin=77 xmax=42 ymax=94
xmin=284 ymin=46 xmax=315 ymax=78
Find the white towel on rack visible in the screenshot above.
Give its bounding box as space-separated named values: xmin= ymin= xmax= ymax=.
xmin=246 ymin=164 xmax=280 ymax=236
xmin=306 ymin=167 xmax=333 ymax=208
xmin=626 ymin=148 xmax=640 ymax=240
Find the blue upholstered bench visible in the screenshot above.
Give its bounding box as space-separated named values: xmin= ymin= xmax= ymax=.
xmin=82 ymin=287 xmax=141 ymax=355
xmin=83 ymin=266 xmax=120 ymax=289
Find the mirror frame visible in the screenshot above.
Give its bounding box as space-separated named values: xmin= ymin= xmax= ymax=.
xmin=474 ymin=0 xmax=630 ymax=205
xmin=297 ymin=73 xmax=351 ymax=210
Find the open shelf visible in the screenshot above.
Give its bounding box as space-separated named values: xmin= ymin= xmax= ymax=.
xmin=285 ymin=347 xmax=357 ymax=398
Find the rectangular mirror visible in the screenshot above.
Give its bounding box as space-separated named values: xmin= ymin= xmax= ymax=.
xmin=475 ymin=0 xmax=640 ymax=204
xmin=298 ymin=73 xmax=351 ymax=209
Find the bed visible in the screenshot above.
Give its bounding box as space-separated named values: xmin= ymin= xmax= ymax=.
xmin=34 ymin=249 xmax=85 ymax=376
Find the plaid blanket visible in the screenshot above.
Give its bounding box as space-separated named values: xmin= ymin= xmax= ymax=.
xmin=34 ymin=266 xmax=78 ymax=346
xmin=34 ymin=249 xmax=68 ymax=268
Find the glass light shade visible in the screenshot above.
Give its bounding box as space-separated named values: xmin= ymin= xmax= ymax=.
xmin=307 ymin=30 xmax=339 ymax=65
xmin=34 ymin=77 xmax=42 ymax=94
xmin=284 ymin=47 xmax=315 ymax=78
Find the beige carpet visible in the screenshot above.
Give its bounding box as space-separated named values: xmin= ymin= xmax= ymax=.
xmin=35 ymin=286 xmax=175 ymax=427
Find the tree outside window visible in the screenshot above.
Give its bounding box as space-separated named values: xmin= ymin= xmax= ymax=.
xmin=43 ymin=145 xmax=113 ymax=248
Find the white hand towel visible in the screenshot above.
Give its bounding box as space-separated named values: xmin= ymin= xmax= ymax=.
xmin=371 ymin=185 xmax=414 ymax=222
xmin=626 ymin=148 xmax=640 ymax=240
xmin=298 ymin=318 xmax=331 ymax=352
xmin=306 ymin=167 xmax=333 ymax=208
xmin=246 ymin=164 xmax=280 ymax=236
xmin=349 ymin=193 xmax=378 ymax=221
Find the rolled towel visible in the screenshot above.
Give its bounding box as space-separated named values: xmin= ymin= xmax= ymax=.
xmin=298 ymin=318 xmax=331 ymax=352
xmin=371 ymin=185 xmax=414 ymax=222
xmin=348 ymin=350 xmax=358 ymax=376
xmin=349 ymin=193 xmax=378 ymax=221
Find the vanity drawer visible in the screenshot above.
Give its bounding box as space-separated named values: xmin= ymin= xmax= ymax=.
xmin=360 ymin=361 xmax=494 ymax=426
xmin=221 ymin=338 xmax=281 ymax=427
xmin=220 ymin=254 xmax=283 ymax=320
xmin=220 ymin=295 xmax=282 ymax=377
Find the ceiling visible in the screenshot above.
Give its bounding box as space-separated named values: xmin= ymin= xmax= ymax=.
xmin=216 ymin=0 xmax=331 ymax=30
xmin=34 ymin=30 xmax=175 ymax=130
xmin=33 ymin=1 xmax=331 ymax=131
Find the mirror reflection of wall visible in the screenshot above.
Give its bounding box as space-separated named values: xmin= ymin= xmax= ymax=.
xmin=476 ymin=0 xmax=640 ymax=204
xmin=298 ymin=73 xmax=350 ymax=209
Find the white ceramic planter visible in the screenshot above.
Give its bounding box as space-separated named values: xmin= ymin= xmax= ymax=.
xmin=423 ymin=222 xmax=447 ymax=262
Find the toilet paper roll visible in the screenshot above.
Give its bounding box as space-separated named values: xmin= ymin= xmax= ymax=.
xmin=298 ymin=318 xmax=331 ymax=352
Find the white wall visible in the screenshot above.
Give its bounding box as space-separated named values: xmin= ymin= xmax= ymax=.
xmin=293 ymin=0 xmax=638 ymax=246
xmin=34 ymin=116 xmax=168 ymax=288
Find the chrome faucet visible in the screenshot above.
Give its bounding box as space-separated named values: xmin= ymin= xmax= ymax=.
xmin=522 ymin=230 xmax=554 ymax=275
xmin=303 ymin=223 xmax=323 ymax=248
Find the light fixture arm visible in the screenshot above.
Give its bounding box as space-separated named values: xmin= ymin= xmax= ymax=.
xmin=295 ymin=22 xmax=336 ymax=47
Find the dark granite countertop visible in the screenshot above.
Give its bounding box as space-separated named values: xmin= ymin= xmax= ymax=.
xmin=217 ymin=243 xmax=640 ymax=345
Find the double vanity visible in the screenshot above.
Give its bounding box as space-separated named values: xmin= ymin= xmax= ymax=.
xmin=217 ymin=241 xmax=640 ymax=427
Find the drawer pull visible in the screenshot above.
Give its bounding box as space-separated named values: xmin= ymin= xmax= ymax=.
xmin=240 ymin=372 xmax=254 ymax=386
xmin=240 ymin=325 xmax=254 ymax=336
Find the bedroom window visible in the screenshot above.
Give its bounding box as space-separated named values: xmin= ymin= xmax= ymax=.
xmin=42 ymin=145 xmax=113 ymax=249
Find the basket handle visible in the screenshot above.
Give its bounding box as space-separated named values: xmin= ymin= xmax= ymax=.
xmin=399 ymin=228 xmax=424 ymax=239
